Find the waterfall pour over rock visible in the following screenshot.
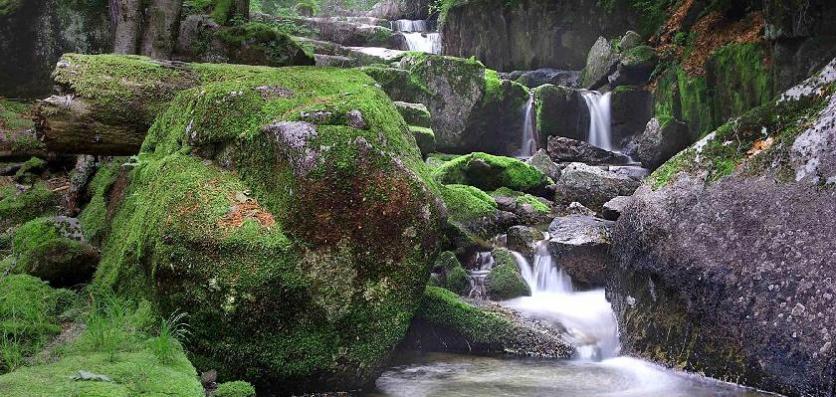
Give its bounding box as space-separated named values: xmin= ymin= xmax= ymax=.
xmin=390 ymin=19 xmax=442 ymax=54
xmin=581 ymin=90 xmax=613 ymax=151
xmin=517 ymin=92 xmax=538 ymax=158
xmin=504 ymin=238 xmax=620 ymax=361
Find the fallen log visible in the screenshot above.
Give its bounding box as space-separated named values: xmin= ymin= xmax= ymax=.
xmin=33 ymin=54 xmax=201 ymax=155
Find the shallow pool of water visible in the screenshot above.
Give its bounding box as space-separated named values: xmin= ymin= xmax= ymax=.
xmin=369 ymin=353 xmax=774 ymax=397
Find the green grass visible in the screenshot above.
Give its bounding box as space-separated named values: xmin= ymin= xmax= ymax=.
xmin=215 ymin=380 xmax=257 ymax=397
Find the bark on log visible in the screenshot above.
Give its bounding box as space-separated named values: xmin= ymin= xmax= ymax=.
xmin=33 ymin=54 xmax=201 ymax=155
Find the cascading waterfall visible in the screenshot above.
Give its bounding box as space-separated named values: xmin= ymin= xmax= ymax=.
xmin=516 ymin=92 xmax=538 ymax=158
xmin=467 ymin=252 xmax=495 ymax=300
xmin=504 ymin=238 xmax=620 ymax=361
xmin=390 ymin=19 xmax=442 ymax=54
xmin=581 ymin=90 xmax=613 ymax=151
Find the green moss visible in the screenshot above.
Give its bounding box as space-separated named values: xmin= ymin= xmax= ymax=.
xmin=0 ymin=183 xmax=58 ymax=230
xmin=93 ymin=61 xmax=445 ymax=392
xmin=410 ymin=126 xmax=435 ymax=155
xmin=0 ymin=275 xmax=70 ymax=374
xmin=707 ymin=43 xmax=774 ymax=131
xmin=216 ymin=22 xmax=315 ymax=67
xmin=10 ymin=217 xmax=97 ymax=287
xmin=490 ymin=187 xmax=550 ymax=214
xmin=416 ymin=286 xmax=515 ymax=344
xmin=0 ymin=297 xmax=203 ymax=396
xmin=439 ymin=184 xmax=497 ymax=223
xmin=486 ymin=249 xmax=529 ymax=300
xmin=215 ymin=381 xmax=256 ymax=397
xmin=211 ymin=0 xmax=234 ymax=24
xmin=622 ymin=45 xmax=657 ymax=66
xmin=0 ymin=0 xmax=22 ymax=16
xmin=425 ymin=153 xmax=461 ymax=170
xmin=79 ymin=160 xmax=124 ymax=246
xmin=433 ymin=152 xmax=550 ymax=193
xmin=445 ymin=266 xmax=470 ymax=296
xmin=0 ymin=99 xmax=33 ymax=132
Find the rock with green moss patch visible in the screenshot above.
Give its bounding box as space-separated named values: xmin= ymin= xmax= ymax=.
xmin=486 ymin=249 xmax=529 ymax=300
xmin=610 ymin=45 xmax=658 ymax=87
xmin=489 ymin=187 xmax=552 ymax=225
xmin=402 ymin=286 xmax=573 ymax=357
xmin=627 ymin=117 xmax=691 ymax=170
xmin=439 ymin=184 xmax=516 ymax=242
xmin=395 ymin=101 xmax=431 ymax=128
xmin=12 ymin=157 xmax=47 ymax=184
xmin=215 ymin=380 xmax=257 ymax=397
xmin=10 ymin=217 xmax=98 ymax=287
xmin=434 ymin=152 xmax=552 ymax=195
xmin=213 ymin=22 xmax=315 ymax=67
xmin=92 ymin=62 xmax=445 ymax=394
xmin=0 ymin=182 xmax=58 ymax=230
xmin=609 ymin=59 xmax=836 ymax=396
xmin=430 ymin=251 xmax=469 ymax=295
xmin=410 ymin=126 xmax=436 ymax=156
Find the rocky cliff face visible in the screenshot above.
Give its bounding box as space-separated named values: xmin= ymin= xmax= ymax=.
xmin=441 ymin=0 xmax=637 ymax=71
xmin=0 ymin=0 xmax=111 ymax=97
xmin=608 ymin=59 xmax=836 ymax=396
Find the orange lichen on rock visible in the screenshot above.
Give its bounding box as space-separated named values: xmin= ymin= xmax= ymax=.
xmin=219 ymin=193 xmax=276 ymax=229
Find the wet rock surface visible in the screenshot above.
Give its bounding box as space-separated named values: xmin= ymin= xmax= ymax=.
xmin=547 ymin=215 xmax=612 ymax=288
xmin=552 ymin=163 xmax=640 ymax=211
xmin=547 ymin=136 xmax=632 ymax=166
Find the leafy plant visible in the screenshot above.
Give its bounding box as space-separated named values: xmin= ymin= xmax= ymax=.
xmin=149 ymin=310 xmax=190 ymax=364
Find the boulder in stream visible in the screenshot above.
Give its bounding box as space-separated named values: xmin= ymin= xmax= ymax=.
xmin=547 ymin=215 xmax=612 ymax=288
xmin=486 ymin=248 xmax=530 ymax=300
xmin=627 ymin=117 xmax=691 ymax=170
xmin=547 ymin=136 xmax=632 ymax=165
xmin=533 ymin=84 xmax=590 ymax=143
xmin=608 ymin=59 xmax=836 ymax=396
xmin=433 ymin=153 xmax=552 ymax=195
xmin=552 ymin=162 xmax=640 ymax=211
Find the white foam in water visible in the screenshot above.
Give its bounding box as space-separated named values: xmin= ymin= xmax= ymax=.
xmin=516 ymin=92 xmax=538 ymax=158
xmin=581 ymin=90 xmax=613 ymax=151
xmin=504 ymin=240 xmax=620 ymax=361
xmin=403 ymin=32 xmax=442 ymax=54
xmin=390 ymin=19 xmax=428 ymax=33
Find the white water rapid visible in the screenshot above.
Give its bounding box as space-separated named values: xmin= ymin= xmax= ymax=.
xmin=516 ymin=93 xmax=538 ymax=158
xmin=504 ymin=239 xmax=620 ymax=361
xmin=581 ymin=90 xmax=613 ymax=151
xmin=390 ymin=19 xmax=442 ymax=54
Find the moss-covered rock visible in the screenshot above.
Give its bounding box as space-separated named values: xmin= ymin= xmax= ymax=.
xmin=214 ymin=22 xmax=315 ymax=67
xmin=12 ymin=157 xmax=47 ymax=184
xmin=10 ymin=217 xmax=99 ymax=287
xmin=78 ymin=159 xmax=126 ymax=246
xmin=91 ymin=62 xmax=445 ymax=394
xmin=432 ymin=251 xmax=470 ymax=296
xmin=0 ymin=183 xmax=58 ymax=231
xmin=534 ymin=84 xmax=590 ymax=143
xmin=360 ymin=65 xmax=428 ymax=103
xmin=403 ymin=286 xmax=573 ymax=357
xmin=395 ymin=101 xmax=432 ymax=128
xmin=486 ymin=249 xmax=529 ymax=300
xmin=433 ymin=152 xmax=551 ymax=194
xmin=410 ymin=125 xmax=436 ymax=156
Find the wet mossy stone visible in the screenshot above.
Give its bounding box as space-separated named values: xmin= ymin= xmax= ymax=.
xmin=433 ymin=251 xmax=470 ymax=296
xmin=433 ymin=152 xmax=552 ymax=195
xmin=486 ymin=248 xmax=529 ymax=300
xmin=395 ymin=101 xmax=431 ymax=128
xmin=10 ymin=217 xmax=98 ymax=287
xmin=93 ymin=63 xmax=446 ymax=394
xmin=416 ymin=286 xmax=516 ymax=346
xmin=215 ymin=22 xmax=315 ymax=67
xmin=0 ymin=182 xmax=58 ymax=230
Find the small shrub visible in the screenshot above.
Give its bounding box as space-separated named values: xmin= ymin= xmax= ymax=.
xmin=215 ymin=380 xmax=257 ymax=397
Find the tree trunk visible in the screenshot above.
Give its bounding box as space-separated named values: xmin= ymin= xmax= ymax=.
xmin=111 ymin=0 xmax=142 ymax=54
xmin=140 ymin=0 xmax=183 ymax=59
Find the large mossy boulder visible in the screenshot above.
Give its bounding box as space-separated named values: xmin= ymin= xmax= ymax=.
xmin=91 ymin=61 xmax=446 ymax=394
xmin=608 ymin=59 xmax=836 ymax=396
xmin=433 ymin=152 xmax=552 ymax=195
xmin=438 ymin=184 xmax=516 ymax=241
xmin=10 ymin=216 xmax=99 ymax=287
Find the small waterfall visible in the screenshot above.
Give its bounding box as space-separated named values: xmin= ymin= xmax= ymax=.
xmin=505 ymin=239 xmax=620 ymax=361
xmin=390 ymin=19 xmax=442 ymax=54
xmin=516 ymin=92 xmax=538 ymax=158
xmin=390 ymin=19 xmax=427 ymax=33
xmin=467 ymin=252 xmax=495 ymax=300
xmin=581 ymin=90 xmax=613 ymax=151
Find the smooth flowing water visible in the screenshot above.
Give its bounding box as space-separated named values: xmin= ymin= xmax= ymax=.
xmin=371 ymin=353 xmax=773 ymax=397
xmin=390 ymin=19 xmax=442 ymax=54
xmin=371 ymin=239 xmax=774 ymax=396
xmin=581 ymin=90 xmax=613 ymax=151
xmin=517 ymin=93 xmax=538 ymax=157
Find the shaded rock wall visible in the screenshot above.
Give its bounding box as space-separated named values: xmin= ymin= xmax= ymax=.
xmin=441 ymin=0 xmax=637 ymax=71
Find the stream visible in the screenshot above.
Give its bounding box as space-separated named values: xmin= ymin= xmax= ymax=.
xmin=369 ymin=237 xmax=775 ymax=397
